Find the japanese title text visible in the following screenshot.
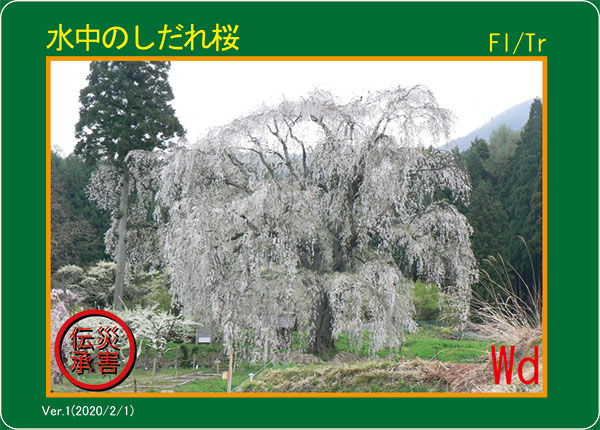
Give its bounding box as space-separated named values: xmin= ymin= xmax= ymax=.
xmin=47 ymin=24 xmax=240 ymax=52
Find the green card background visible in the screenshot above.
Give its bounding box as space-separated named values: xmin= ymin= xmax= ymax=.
xmin=1 ymin=1 xmax=598 ymax=428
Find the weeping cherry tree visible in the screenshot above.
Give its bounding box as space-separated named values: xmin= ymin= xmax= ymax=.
xmin=156 ymin=86 xmax=478 ymax=360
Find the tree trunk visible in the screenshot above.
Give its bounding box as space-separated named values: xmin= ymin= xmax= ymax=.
xmin=308 ymin=291 xmax=334 ymax=355
xmin=114 ymin=167 xmax=129 ymax=310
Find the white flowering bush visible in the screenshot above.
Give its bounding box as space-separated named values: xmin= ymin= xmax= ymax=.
xmin=116 ymin=305 xmax=198 ymax=360
xmin=50 ymin=288 xmax=81 ymax=382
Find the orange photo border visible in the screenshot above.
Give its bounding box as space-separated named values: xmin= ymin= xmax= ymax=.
xmin=46 ymin=56 xmax=548 ymax=398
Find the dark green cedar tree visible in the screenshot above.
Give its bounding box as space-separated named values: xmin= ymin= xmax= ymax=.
xmin=500 ymin=98 xmax=542 ymax=296
xmin=460 ymin=139 xmax=509 ymax=300
xmin=75 ymin=61 xmax=184 ymax=309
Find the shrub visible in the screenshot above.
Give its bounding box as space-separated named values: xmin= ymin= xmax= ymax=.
xmin=413 ymin=281 xmax=441 ymax=321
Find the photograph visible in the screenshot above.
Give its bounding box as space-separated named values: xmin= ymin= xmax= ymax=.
xmin=49 ymin=59 xmax=544 ymax=395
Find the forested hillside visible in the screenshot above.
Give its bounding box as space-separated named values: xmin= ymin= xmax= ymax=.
xmin=50 ymin=151 xmax=110 ymax=271
xmin=443 ymin=98 xmax=533 ymax=152
xmin=458 ymin=98 xmax=542 ymax=301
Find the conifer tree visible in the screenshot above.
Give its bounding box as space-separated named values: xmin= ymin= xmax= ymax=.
xmin=501 ymin=98 xmax=542 ymax=294
xmin=460 ymin=138 xmax=509 ymax=300
xmin=75 ymin=61 xmax=184 ymax=309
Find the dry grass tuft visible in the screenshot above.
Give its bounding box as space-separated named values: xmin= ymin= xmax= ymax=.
xmin=417 ymin=359 xmax=491 ymax=392
xmin=241 ymin=351 xmax=541 ymax=393
xmin=466 ymin=243 xmax=543 ymax=393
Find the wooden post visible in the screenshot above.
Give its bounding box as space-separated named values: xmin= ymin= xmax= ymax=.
xmin=152 ymin=357 xmax=157 ymax=378
xmin=175 ymin=359 xmax=178 ymax=376
xmin=215 ymin=359 xmax=221 ymax=376
xmin=193 ymin=353 xmax=196 ymax=370
xmin=227 ymin=350 xmax=233 ymax=393
xmin=134 ymin=379 xmax=137 ymax=393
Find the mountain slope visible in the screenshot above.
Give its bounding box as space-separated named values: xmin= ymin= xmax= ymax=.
xmin=442 ymin=99 xmax=533 ymax=152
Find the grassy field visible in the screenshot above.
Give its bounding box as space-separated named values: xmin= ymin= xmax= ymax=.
xmin=238 ymin=325 xmax=494 ymax=393
xmin=333 ymin=324 xmax=491 ymax=363
xmin=241 ymin=360 xmax=451 ymax=393
xmin=51 ymin=324 xmax=493 ymax=393
xmin=51 ymin=366 xmax=262 ymax=393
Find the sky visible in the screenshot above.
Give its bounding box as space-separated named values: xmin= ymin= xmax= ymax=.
xmin=50 ymin=60 xmax=543 ymax=155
